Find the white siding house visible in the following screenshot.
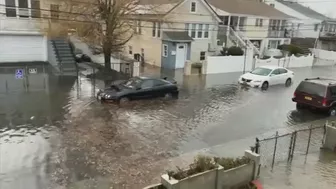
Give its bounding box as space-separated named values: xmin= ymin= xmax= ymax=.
xmin=0 ymin=0 xmax=48 ymax=63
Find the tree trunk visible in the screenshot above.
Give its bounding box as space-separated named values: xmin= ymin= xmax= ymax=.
xmin=103 ymin=44 xmax=112 ymax=70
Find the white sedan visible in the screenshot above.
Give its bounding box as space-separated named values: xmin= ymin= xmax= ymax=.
xmin=238 ymin=65 xmax=294 ymax=90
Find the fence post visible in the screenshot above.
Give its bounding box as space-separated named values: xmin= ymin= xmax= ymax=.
xmin=290 ymin=131 xmax=297 ymax=160
xmin=5 ymin=80 xmax=8 ymax=93
xmin=287 ymin=132 xmax=294 ymax=162
xmin=271 ymin=131 xmax=279 ymax=170
xmin=306 ymin=125 xmax=313 ymax=155
xmin=255 ymin=138 xmax=260 ymax=154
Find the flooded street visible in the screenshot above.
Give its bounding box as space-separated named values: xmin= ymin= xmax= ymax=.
xmin=1 ymin=64 xmax=336 ymax=188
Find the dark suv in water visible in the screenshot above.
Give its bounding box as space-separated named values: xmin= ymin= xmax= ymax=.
xmin=292 ymin=78 xmax=336 ymax=116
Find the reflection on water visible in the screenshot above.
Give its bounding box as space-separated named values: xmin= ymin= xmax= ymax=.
xmin=1 ymin=64 xmax=336 ymax=188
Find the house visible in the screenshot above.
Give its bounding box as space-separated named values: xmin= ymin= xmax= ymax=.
xmin=208 ymin=0 xmax=294 ymax=55
xmin=127 ymin=0 xmax=294 ymax=69
xmin=0 ymin=0 xmax=48 ymax=62
xmin=126 ymin=0 xmax=221 ymax=69
xmin=263 ymin=0 xmax=336 ymax=52
xmin=0 ymin=0 xmax=77 ymax=75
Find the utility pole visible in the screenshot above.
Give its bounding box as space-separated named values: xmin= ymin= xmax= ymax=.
xmin=243 ymin=40 xmax=247 ymax=74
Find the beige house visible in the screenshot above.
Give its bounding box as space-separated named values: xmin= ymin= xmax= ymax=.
xmin=126 ymin=0 xmax=221 ymax=69
xmin=209 ymin=0 xmax=294 ymax=55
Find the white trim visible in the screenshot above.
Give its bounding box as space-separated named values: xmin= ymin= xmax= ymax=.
xmin=190 ymin=1 xmax=197 ymax=13
xmin=162 ymin=44 xmax=168 ymax=57
xmin=164 ymin=0 xmax=222 ymax=22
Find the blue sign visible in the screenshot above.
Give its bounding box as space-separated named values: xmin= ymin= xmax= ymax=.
xmin=15 ymin=69 xmax=24 ymax=79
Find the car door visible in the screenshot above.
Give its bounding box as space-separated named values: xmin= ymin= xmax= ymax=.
xmin=279 ymin=68 xmax=289 ymax=84
xmin=269 ymin=69 xmax=281 ymax=85
xmin=136 ymin=79 xmax=155 ymax=99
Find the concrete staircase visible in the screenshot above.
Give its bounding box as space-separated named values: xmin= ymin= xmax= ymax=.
xmin=290 ymin=38 xmax=316 ymax=55
xmin=50 ymin=38 xmax=77 ymax=76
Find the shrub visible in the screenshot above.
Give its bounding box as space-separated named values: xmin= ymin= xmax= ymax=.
xmin=168 ymin=155 xmax=217 ymax=180
xmin=227 ymin=46 xmax=244 ymax=56
xmin=278 ymin=44 xmax=304 ymax=56
xmin=214 ymin=156 xmax=251 ymax=170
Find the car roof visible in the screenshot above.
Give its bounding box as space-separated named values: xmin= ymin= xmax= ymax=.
xmin=303 ymin=78 xmax=336 ymax=86
xmin=258 ymin=65 xmax=286 ymax=70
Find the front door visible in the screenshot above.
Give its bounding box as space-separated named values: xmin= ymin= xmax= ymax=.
xmin=175 ymin=43 xmax=187 ymax=69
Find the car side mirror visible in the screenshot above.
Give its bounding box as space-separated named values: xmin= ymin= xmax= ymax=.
xmin=270 ymin=74 xmax=275 ymax=77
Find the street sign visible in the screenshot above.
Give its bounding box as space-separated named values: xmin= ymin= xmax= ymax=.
xmin=29 ymin=68 xmax=37 ymax=74
xmin=15 ymin=69 xmax=24 ymax=79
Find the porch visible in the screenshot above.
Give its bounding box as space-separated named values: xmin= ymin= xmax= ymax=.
xmin=219 ymin=15 xmax=247 ymax=32
xmin=267 ymin=19 xmax=289 ymax=38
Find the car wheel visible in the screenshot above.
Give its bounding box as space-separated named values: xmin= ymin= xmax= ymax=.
xmin=329 ymin=106 xmax=336 ymax=116
xmin=261 ymin=81 xmax=269 ymax=90
xmin=164 ymin=93 xmax=173 ymax=100
xmin=119 ymin=97 xmax=130 ymax=104
xmin=296 ymin=103 xmax=304 ymax=111
xmin=285 ymin=78 xmax=292 ymax=87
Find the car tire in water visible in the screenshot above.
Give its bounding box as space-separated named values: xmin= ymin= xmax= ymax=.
xmin=296 ymin=103 xmax=304 ymax=111
xmin=164 ymin=93 xmax=173 ymax=100
xmin=329 ymin=106 xmax=336 ymax=116
xmin=285 ymin=78 xmax=292 ymax=87
xmin=261 ymin=81 xmax=269 ymax=90
xmin=118 ymin=97 xmax=130 ymax=104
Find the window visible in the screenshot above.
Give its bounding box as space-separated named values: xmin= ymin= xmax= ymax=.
xmin=191 ymin=23 xmax=196 ymax=38
xmin=129 ymin=46 xmax=132 ymax=55
xmin=19 ymin=0 xmax=29 ymax=18
xmin=329 ymin=86 xmax=336 ymax=97
xmin=198 ymin=24 xmax=203 ymax=38
xmin=190 ymin=2 xmax=196 ymax=13
xmin=141 ymin=80 xmax=155 ymax=89
xmin=259 ymin=19 xmax=263 ymax=27
xmin=31 ymin=0 xmax=41 ymax=18
xmin=255 ymin=19 xmax=263 ymax=27
xmin=157 ymin=23 xmax=161 ymax=37
xmin=50 ymin=4 xmax=59 ymax=20
xmin=153 ymin=79 xmax=166 ymax=87
xmin=163 ymin=44 xmax=168 ymax=57
xmin=279 ymin=69 xmax=288 ymax=74
xmin=251 ymin=67 xmax=272 ymax=76
xmin=314 ymin=24 xmax=319 ymax=31
xmin=5 ymin=0 xmax=16 ymax=17
xmin=152 ymin=22 xmax=156 ymax=37
xmin=200 ymin=51 xmax=206 ymax=61
xmin=152 ymin=22 xmax=161 ymax=37
xmin=136 ymin=21 xmax=142 ymax=34
xmin=270 ymin=3 xmax=275 ymax=7
xmin=296 ymin=81 xmax=327 ymax=97
xmin=204 ymin=24 xmax=209 ymax=38
xmin=271 ymin=69 xmax=281 ymax=75
xmin=186 ymin=23 xmax=209 ymax=38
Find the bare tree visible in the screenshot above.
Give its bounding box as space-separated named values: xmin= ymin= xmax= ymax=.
xmin=46 ymin=0 xmax=149 ymax=70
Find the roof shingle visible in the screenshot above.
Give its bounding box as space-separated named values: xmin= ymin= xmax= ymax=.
xmin=276 ymin=0 xmax=329 ymax=20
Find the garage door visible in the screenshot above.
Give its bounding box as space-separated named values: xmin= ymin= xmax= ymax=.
xmin=0 ymin=35 xmax=45 ymax=62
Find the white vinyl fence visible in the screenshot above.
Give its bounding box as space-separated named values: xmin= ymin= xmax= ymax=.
xmin=310 ymin=48 xmax=336 ymax=66
xmin=204 ymin=53 xmax=314 ymax=74
xmin=254 ymin=54 xmax=314 ymax=69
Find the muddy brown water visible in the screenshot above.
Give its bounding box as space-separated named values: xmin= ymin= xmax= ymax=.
xmin=1 ymin=65 xmax=336 ymax=188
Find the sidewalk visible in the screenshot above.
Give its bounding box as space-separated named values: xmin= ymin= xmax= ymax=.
xmin=260 ymin=150 xmax=336 ymax=189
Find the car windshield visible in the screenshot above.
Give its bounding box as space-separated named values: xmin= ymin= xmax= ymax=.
xmin=251 ymin=67 xmax=272 ymax=76
xmin=123 ymin=78 xmax=142 ymax=88
xmin=296 ymin=81 xmax=327 ymax=97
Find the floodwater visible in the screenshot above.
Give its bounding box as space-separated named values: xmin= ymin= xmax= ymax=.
xmin=1 ymin=64 xmax=336 ymax=189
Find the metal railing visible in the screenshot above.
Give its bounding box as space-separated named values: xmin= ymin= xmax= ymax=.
xmin=236 ymin=30 xmax=261 ymax=55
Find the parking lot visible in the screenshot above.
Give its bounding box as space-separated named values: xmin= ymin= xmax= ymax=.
xmin=1 ymin=65 xmax=336 ymax=188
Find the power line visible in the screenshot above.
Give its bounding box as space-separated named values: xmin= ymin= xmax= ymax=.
xmin=1 ymin=11 xmax=333 ymax=34
xmin=0 ymin=3 xmax=333 ymax=22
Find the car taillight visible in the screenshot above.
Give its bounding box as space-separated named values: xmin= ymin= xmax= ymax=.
xmin=322 ymin=98 xmax=328 ymax=106
xmin=293 ymin=92 xmax=297 ymax=97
